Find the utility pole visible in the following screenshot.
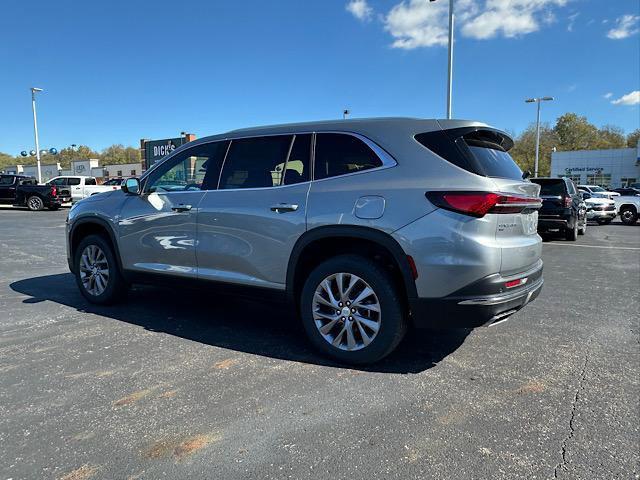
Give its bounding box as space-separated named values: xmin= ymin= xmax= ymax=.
xmin=525 ymin=97 xmax=554 ymax=177
xmin=30 ymin=87 xmax=43 ymax=183
xmin=430 ymin=0 xmax=455 ymax=119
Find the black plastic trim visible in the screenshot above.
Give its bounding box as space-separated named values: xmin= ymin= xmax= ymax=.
xmin=68 ymin=217 xmax=124 ymax=274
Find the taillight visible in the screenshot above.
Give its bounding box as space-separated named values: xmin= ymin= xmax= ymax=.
xmin=51 ymin=186 xmax=57 ymax=196
xmin=426 ymin=191 xmax=542 ymax=218
xmin=505 ymin=277 xmax=528 ymax=289
xmin=563 ymin=196 xmax=572 ymax=208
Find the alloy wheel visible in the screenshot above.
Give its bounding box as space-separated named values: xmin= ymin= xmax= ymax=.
xmin=79 ymin=245 xmax=110 ymax=296
xmin=312 ymin=273 xmax=382 ymax=351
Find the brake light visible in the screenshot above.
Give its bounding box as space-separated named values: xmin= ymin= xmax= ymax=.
xmin=426 ymin=191 xmax=542 ymax=218
xmin=505 ymin=277 xmax=528 ymax=289
xmin=564 ymin=196 xmax=572 ymax=208
xmin=51 ymin=186 xmax=57 ymax=196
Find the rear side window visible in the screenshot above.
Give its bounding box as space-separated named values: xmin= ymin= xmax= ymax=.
xmin=86 ymin=178 xmax=97 ymax=185
xmin=532 ymin=180 xmax=566 ymax=196
xmin=0 ymin=175 xmax=14 ymax=185
xmin=219 ymin=135 xmax=293 ymax=189
xmin=283 ymin=134 xmax=311 ymax=185
xmin=416 ymin=128 xmax=523 ymax=180
xmin=314 ymin=133 xmax=382 ymax=180
xmin=68 ymin=178 xmax=81 ymax=186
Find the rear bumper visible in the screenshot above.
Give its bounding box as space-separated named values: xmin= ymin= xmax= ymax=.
xmin=409 ymin=262 xmax=543 ymax=329
xmin=538 ymin=216 xmax=570 ymax=230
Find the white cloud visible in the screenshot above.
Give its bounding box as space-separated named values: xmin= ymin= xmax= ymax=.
xmin=607 ymin=14 xmax=640 ymax=39
xmin=603 ymin=92 xmax=613 ymax=99
xmin=346 ymin=0 xmax=373 ymax=22
xmin=611 ymin=91 xmax=640 ymax=106
xmin=567 ymin=12 xmax=579 ymax=32
xmin=377 ymin=0 xmax=569 ymax=49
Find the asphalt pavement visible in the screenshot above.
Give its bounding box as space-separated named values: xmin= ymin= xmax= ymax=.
xmin=0 ymin=206 xmax=638 ymax=480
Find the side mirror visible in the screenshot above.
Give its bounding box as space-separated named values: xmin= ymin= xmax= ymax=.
xmin=122 ymin=178 xmax=141 ymax=195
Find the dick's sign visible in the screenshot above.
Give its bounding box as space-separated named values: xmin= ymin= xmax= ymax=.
xmin=143 ymin=137 xmax=186 ymax=168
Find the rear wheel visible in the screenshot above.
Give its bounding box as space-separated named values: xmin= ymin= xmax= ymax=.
xmin=27 ymin=196 xmax=44 ymax=211
xmin=565 ymin=220 xmax=578 ymax=241
xmin=300 ymin=255 xmax=407 ymax=365
xmin=74 ymin=234 xmax=127 ymax=304
xmin=620 ymin=207 xmax=638 ymax=225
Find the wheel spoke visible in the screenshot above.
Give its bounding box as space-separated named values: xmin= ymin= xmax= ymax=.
xmin=314 ymin=292 xmax=336 ymax=309
xmin=354 ymin=314 xmax=380 ymax=333
xmin=355 ymin=321 xmax=372 ymax=346
xmin=352 ymin=287 xmax=374 ymax=307
xmin=343 ymin=274 xmax=359 ymax=300
xmin=313 ymin=310 xmax=338 ymax=322
xmin=321 ymin=279 xmax=338 ymax=305
xmin=319 ymin=318 xmax=339 ymax=335
xmin=356 ymin=302 xmax=380 ymax=313
xmin=345 ymin=321 xmax=356 ymax=350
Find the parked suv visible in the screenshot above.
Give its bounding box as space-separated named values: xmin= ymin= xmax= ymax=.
xmin=531 ymin=177 xmax=587 ymax=240
xmin=66 ymin=118 xmax=543 ymax=364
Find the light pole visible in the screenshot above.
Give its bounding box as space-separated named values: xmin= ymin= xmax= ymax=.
xmin=430 ymin=0 xmax=454 ymax=119
xmin=343 ymin=109 xmax=350 ymax=120
xmin=30 ymin=87 xmax=43 ymax=183
xmin=525 ymin=96 xmax=553 ymax=177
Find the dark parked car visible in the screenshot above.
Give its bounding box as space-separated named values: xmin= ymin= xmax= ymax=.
xmin=0 ymin=174 xmax=71 ymax=211
xmin=531 ymin=177 xmax=586 ymax=240
xmin=612 ymin=187 xmax=640 ymax=196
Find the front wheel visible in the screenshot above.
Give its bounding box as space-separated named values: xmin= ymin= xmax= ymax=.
xmin=74 ymin=234 xmax=127 ymax=304
xmin=619 ymin=207 xmax=638 ymax=225
xmin=300 ymin=255 xmax=407 ymax=365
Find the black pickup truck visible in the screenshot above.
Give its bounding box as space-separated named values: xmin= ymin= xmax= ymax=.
xmin=0 ymin=174 xmax=71 ymax=211
xmin=531 ymin=177 xmax=587 ymax=241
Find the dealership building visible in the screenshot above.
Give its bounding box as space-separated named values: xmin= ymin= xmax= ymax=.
xmin=551 ymin=142 xmax=640 ymax=188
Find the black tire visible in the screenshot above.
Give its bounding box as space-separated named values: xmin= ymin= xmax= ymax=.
xmin=48 ymin=205 xmax=60 ymax=211
xmin=578 ymin=220 xmax=587 ymax=235
xmin=300 ymin=254 xmax=407 ymax=365
xmin=26 ymin=195 xmax=44 ymax=211
xmin=619 ymin=207 xmax=638 ymax=226
xmin=565 ymin=220 xmax=578 ymax=241
xmin=74 ymin=234 xmax=127 ymax=305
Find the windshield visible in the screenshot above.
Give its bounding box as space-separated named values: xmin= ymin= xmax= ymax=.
xmin=590 ymin=186 xmax=606 ymax=192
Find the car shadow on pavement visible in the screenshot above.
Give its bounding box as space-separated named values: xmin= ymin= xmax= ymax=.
xmin=10 ymin=273 xmax=471 ymax=374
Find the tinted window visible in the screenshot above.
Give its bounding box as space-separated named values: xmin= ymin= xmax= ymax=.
xmin=532 ymin=180 xmax=566 ymax=196
xmin=219 ymin=135 xmax=293 ymax=189
xmin=49 ymin=178 xmax=67 ymax=186
xmin=467 ymin=146 xmax=523 ymax=180
xmin=314 ymin=134 xmax=382 ymax=180
xmin=68 ymin=178 xmax=81 ymax=186
xmin=0 ymin=175 xmax=14 ymax=185
xmin=146 ymin=141 xmax=228 ymax=193
xmin=282 ymin=134 xmax=311 ymax=185
xmin=85 ymin=178 xmax=97 ymax=185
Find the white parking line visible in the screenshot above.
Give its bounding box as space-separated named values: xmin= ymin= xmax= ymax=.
xmin=544 ymin=243 xmax=640 ymax=251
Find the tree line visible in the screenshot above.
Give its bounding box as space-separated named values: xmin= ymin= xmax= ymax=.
xmin=0 ymin=144 xmax=141 ymax=171
xmin=1 ymin=113 xmax=639 ymax=176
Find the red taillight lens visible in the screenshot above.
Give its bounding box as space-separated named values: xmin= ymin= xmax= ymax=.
xmin=563 ymin=196 xmax=572 ymax=208
xmin=426 ymin=192 xmax=542 ymax=218
xmin=505 ymin=277 xmax=528 ymax=289
xmin=51 ymin=186 xmax=57 ymax=196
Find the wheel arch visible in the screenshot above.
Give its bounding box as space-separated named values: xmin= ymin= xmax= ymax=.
xmin=69 ymin=217 xmax=123 ymax=273
xmin=286 ymin=225 xmax=417 ymax=304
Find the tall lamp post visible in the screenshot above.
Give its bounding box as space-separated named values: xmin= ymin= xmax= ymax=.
xmin=525 ymin=96 xmax=554 ymax=177
xmin=30 ymin=87 xmax=44 ymax=183
xmin=430 ymin=0 xmax=454 ymax=119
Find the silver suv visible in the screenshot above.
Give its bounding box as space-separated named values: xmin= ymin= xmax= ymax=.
xmin=66 ymin=118 xmax=543 ymax=364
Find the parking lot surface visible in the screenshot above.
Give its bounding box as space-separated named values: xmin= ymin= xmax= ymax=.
xmin=1 ymin=207 xmax=638 ymax=480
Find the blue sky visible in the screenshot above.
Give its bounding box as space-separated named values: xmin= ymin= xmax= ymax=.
xmin=0 ymin=0 xmax=638 ymax=154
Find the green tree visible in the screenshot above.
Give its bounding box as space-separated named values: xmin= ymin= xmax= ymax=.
xmin=554 ymin=113 xmax=600 ymax=151
xmin=0 ymin=152 xmax=17 ymax=170
xmin=100 ymin=144 xmax=141 ymax=165
xmin=627 ymin=128 xmax=640 ymax=148
xmin=54 ymin=145 xmax=100 ymax=168
xmin=510 ymin=123 xmax=558 ymax=176
xmin=596 ymin=125 xmax=626 ymax=149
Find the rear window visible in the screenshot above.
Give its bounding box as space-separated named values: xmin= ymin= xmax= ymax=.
xmin=531 ymin=180 xmax=566 ymax=196
xmin=415 ymin=127 xmax=523 ymax=180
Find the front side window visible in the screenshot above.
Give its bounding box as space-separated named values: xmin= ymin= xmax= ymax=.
xmin=273 ymin=134 xmax=311 ymax=185
xmin=146 ymin=141 xmax=228 ymax=193
xmin=314 ymin=133 xmax=383 ymax=180
xmin=219 ymin=135 xmax=293 ymax=189
xmin=49 ymin=177 xmax=67 ymax=186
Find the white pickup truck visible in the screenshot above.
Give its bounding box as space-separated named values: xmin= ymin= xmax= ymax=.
xmin=614 ymin=194 xmax=640 ymax=225
xmin=47 ymin=176 xmax=120 ymax=203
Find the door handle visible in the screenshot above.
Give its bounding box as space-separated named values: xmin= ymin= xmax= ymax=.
xmin=270 ymin=203 xmax=299 ymax=213
xmin=171 ymin=204 xmax=192 ymax=212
